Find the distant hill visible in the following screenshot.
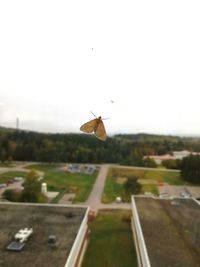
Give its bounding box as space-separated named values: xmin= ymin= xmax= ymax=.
xmin=1 ymin=126 xmax=200 ymax=165
xmin=0 ymin=126 xmax=16 ymax=133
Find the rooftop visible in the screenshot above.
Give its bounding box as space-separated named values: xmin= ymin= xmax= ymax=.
xmin=135 ymin=197 xmax=200 ymax=267
xmin=0 ymin=203 xmax=87 ymax=267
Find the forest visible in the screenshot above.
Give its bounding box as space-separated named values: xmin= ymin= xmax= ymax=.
xmin=1 ymin=126 xmax=200 ymax=166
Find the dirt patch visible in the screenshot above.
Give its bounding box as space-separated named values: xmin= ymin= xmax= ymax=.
xmin=116 ymin=177 xmax=127 ymax=184
xmin=138 ymin=178 xmax=158 ymax=185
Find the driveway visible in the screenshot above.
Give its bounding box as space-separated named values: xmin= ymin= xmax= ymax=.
xmin=83 ymin=164 xmax=109 ymax=209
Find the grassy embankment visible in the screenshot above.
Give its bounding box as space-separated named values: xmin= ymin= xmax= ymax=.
xmin=82 ymin=209 xmax=138 ymax=267
xmin=102 ymin=167 xmax=186 ymax=203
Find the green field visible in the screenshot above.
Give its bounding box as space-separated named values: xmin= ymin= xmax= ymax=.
xmin=81 ymin=210 xmax=138 ymax=267
xmin=0 ymin=171 xmax=27 ymax=183
xmin=0 ymin=163 xmax=12 ymax=167
xmin=25 ymin=164 xmax=98 ymax=203
xmin=102 ymin=167 xmax=186 ymax=203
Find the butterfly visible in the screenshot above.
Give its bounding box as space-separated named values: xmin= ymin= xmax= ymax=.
xmin=80 ymin=114 xmax=107 ymax=141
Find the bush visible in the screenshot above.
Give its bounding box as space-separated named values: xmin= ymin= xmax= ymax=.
xmin=2 ymin=189 xmax=21 ymax=202
xmin=143 ymin=157 xmax=157 ymax=168
xmin=162 ymin=159 xmax=182 ymax=169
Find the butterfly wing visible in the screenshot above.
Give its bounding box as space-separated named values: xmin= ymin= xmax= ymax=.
xmin=80 ymin=118 xmax=97 ymax=133
xmin=95 ymin=120 xmax=107 ymax=141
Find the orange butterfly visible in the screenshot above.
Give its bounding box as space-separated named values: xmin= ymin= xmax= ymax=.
xmin=80 ymin=114 xmax=107 ymax=141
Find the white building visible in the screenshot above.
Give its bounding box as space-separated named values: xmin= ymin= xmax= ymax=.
xmin=144 ymin=150 xmax=200 ymax=165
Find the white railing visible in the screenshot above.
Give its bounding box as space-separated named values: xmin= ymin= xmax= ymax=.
xmin=131 ymin=196 xmax=151 ymax=267
xmin=192 ymin=197 xmax=200 ymax=205
xmin=64 ymin=207 xmax=90 ymax=267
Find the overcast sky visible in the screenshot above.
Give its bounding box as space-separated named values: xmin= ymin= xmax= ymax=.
xmin=0 ymin=0 xmax=200 ymax=136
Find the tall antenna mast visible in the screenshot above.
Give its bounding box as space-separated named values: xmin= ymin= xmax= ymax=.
xmin=16 ymin=117 xmax=19 ymax=131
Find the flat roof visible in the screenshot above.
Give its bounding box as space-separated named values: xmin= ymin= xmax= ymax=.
xmin=135 ymin=197 xmax=200 ymax=267
xmin=0 ymin=203 xmax=87 ymax=267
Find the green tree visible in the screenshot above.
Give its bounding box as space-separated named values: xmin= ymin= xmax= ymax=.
xmin=0 ymin=148 xmax=7 ymax=163
xmin=143 ymin=157 xmax=157 ymax=168
xmin=2 ymin=189 xmax=21 ymax=201
xmin=181 ymin=155 xmax=200 ymax=184
xmin=162 ymin=159 xmax=177 ymax=169
xmin=21 ymin=170 xmax=46 ymax=202
xmin=124 ymin=175 xmax=141 ymax=197
xmin=162 ymin=159 xmax=182 ymax=170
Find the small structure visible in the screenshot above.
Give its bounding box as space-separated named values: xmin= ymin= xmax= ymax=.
xmin=41 ymin=183 xmax=47 ymax=194
xmin=67 ymin=164 xmax=79 ymax=173
xmin=7 ymin=228 xmax=33 ymax=252
xmin=116 ymin=196 xmax=122 ymax=203
xmin=85 ymin=165 xmax=96 ymax=175
xmin=15 ymin=228 xmax=33 ymax=243
xmin=6 ymin=241 xmax=26 ymax=252
xmin=48 ymin=235 xmax=57 ymax=247
xmin=66 ymin=164 xmax=96 ymax=174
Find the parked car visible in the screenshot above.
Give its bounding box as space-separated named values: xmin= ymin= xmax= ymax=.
xmin=14 ymin=177 xmax=23 ymax=181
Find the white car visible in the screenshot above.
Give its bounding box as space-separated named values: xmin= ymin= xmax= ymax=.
xmin=14 ymin=177 xmax=23 ymax=181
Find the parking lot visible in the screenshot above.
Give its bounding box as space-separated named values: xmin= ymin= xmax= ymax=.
xmin=158 ymin=185 xmax=200 ymax=198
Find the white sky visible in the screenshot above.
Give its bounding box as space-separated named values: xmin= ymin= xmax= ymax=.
xmin=0 ymin=0 xmax=200 ymax=136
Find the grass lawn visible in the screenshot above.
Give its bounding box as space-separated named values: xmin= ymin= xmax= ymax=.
xmin=0 ymin=163 xmax=13 ymax=167
xmin=81 ymin=210 xmax=138 ymax=267
xmin=0 ymin=171 xmax=27 ymax=183
xmin=102 ymin=174 xmax=127 ymax=203
xmin=25 ymin=164 xmax=98 ymax=203
xmin=140 ymin=184 xmax=159 ymax=195
xmin=102 ymin=167 xmax=186 ymax=203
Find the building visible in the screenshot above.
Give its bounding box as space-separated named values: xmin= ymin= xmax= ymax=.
xmin=143 ymin=154 xmax=173 ymax=165
xmin=173 ymin=150 xmax=200 ymax=159
xmin=131 ymin=196 xmax=200 ymax=267
xmin=0 ymin=202 xmax=90 ymax=267
xmin=143 ymin=150 xmax=200 ymax=165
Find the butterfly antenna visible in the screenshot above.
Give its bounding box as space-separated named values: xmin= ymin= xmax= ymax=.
xmin=90 ymin=111 xmax=97 ymax=118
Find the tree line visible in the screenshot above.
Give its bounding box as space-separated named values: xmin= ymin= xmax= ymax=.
xmin=1 ymin=127 xmax=200 ymax=166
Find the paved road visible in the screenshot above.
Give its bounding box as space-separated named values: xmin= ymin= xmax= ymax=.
xmin=78 ymin=164 xmax=131 ymax=211
xmin=83 ymin=165 xmax=109 ymax=209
